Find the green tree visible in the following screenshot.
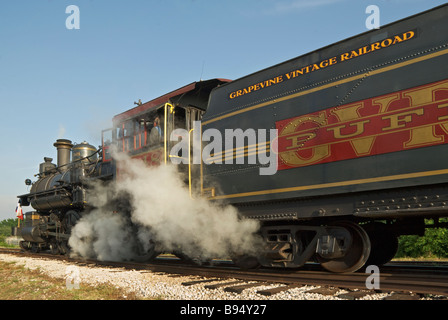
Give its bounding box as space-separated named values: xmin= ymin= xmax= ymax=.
xmin=0 ymin=218 xmax=19 ymax=247
xmin=396 ymin=219 xmax=448 ymax=258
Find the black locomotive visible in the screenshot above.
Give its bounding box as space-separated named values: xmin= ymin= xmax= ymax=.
xmin=16 ymin=139 xmax=114 ymax=254
xmin=14 ymin=5 xmax=448 ymax=272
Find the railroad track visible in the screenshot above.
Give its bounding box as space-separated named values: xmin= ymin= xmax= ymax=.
xmin=1 ymin=248 xmax=447 ymax=299
xmin=138 ymin=260 xmax=448 ymax=297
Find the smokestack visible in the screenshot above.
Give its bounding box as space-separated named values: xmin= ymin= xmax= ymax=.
xmin=53 ymin=139 xmax=73 ymax=172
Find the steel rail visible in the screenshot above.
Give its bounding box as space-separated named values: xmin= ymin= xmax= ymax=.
xmin=1 ymin=248 xmax=447 ymax=296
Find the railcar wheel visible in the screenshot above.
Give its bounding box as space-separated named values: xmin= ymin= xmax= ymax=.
xmin=317 ymin=221 xmax=371 ymax=273
xmin=232 ymin=255 xmax=261 ymax=269
xmin=364 ymin=223 xmax=398 ymax=266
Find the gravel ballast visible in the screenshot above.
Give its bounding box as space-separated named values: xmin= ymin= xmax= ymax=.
xmin=0 ymin=253 xmax=426 ymax=300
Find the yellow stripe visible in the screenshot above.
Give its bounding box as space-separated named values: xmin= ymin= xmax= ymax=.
xmin=210 ymin=168 xmax=448 ymax=200
xmin=206 ymin=142 xmax=269 ymax=162
xmin=202 ymin=48 xmax=448 ymax=126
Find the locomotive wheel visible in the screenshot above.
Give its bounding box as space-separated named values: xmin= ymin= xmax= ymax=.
xmin=173 ymin=252 xmax=202 ymax=264
xmin=63 ymin=210 xmax=81 ymax=233
xmin=31 ymin=243 xmax=40 ymax=253
xmin=59 ymin=241 xmax=71 ymax=255
xmin=133 ymin=240 xmax=159 ymax=262
xmin=19 ymin=241 xmax=31 ymax=252
xmin=317 ymin=221 xmax=371 ymax=273
xmin=50 ymin=240 xmax=61 ymax=255
xmin=173 ymin=249 xmax=212 ymax=265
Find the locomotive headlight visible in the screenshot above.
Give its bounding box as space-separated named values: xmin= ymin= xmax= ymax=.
xmin=25 ymin=179 xmax=32 ymax=186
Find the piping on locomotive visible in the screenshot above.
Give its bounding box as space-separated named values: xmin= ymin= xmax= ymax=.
xmin=14 ymin=4 xmax=448 ymax=272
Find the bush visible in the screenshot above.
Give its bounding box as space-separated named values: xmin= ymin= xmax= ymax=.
xmin=0 ymin=218 xmax=19 ymax=247
xmin=396 ymin=219 xmax=448 ymax=259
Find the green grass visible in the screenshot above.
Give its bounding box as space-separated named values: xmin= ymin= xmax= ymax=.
xmin=0 ymin=260 xmax=143 ymax=300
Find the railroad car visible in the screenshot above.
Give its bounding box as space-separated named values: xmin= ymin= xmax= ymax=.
xmin=200 ymin=4 xmax=448 ymax=272
xmin=15 ymin=4 xmax=448 ymax=272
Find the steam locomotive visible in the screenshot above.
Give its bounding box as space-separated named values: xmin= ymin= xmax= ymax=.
xmin=15 ymin=4 xmax=448 ymax=272
xmin=16 ymin=139 xmax=114 ymax=254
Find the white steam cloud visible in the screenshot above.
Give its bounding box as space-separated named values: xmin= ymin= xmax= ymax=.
xmin=58 ymin=124 xmax=66 ymax=139
xmin=68 ymin=150 xmax=262 ymax=262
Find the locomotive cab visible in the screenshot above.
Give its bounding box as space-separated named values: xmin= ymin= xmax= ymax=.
xmin=103 ymin=79 xmax=231 ymax=184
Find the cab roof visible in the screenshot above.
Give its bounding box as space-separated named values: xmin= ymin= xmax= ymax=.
xmin=113 ymin=78 xmax=231 ymax=125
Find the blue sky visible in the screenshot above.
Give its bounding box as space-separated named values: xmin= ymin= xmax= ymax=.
xmin=0 ymin=0 xmax=446 ymax=221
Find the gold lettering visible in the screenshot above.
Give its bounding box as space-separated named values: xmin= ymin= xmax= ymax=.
xmin=381 ymin=38 xmax=393 ymax=48
xmin=370 ymin=42 xmax=381 ymax=51
xmin=280 ymin=113 xmax=327 ymax=135
xmin=361 ymin=45 xmax=371 ymax=55
xmin=330 ymin=102 xmax=374 ymax=155
xmin=327 ymin=120 xmax=370 ymax=139
xmin=392 ymin=34 xmax=403 ymax=44
xmin=286 ymin=133 xmax=316 ymax=150
xmin=405 ymin=125 xmax=444 ymax=148
xmin=403 ymin=80 xmax=448 ymax=106
xmin=331 ymin=102 xmax=364 ymax=122
xmin=328 ymin=56 xmax=337 ymax=65
xmin=403 ymin=30 xmax=415 ymax=41
xmin=401 ymin=80 xmax=447 ymax=148
xmin=349 ymin=50 xmax=359 ymax=59
xmin=382 ymin=109 xmax=424 ymax=131
xmin=229 ymin=31 xmax=417 ymax=100
xmin=350 ymin=137 xmax=376 ymax=156
xmin=340 ymin=52 xmax=350 ymax=61
xmin=320 ymin=60 xmax=329 ymax=68
xmin=280 ymin=145 xmax=331 ymax=166
xmin=438 ymin=103 xmax=448 ymax=121
xmin=372 ymin=92 xmax=401 ymax=113
xmin=279 ymin=112 xmax=330 ymax=166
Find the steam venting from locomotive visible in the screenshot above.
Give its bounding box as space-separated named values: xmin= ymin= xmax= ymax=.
xmin=68 ymin=147 xmax=262 ymax=262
